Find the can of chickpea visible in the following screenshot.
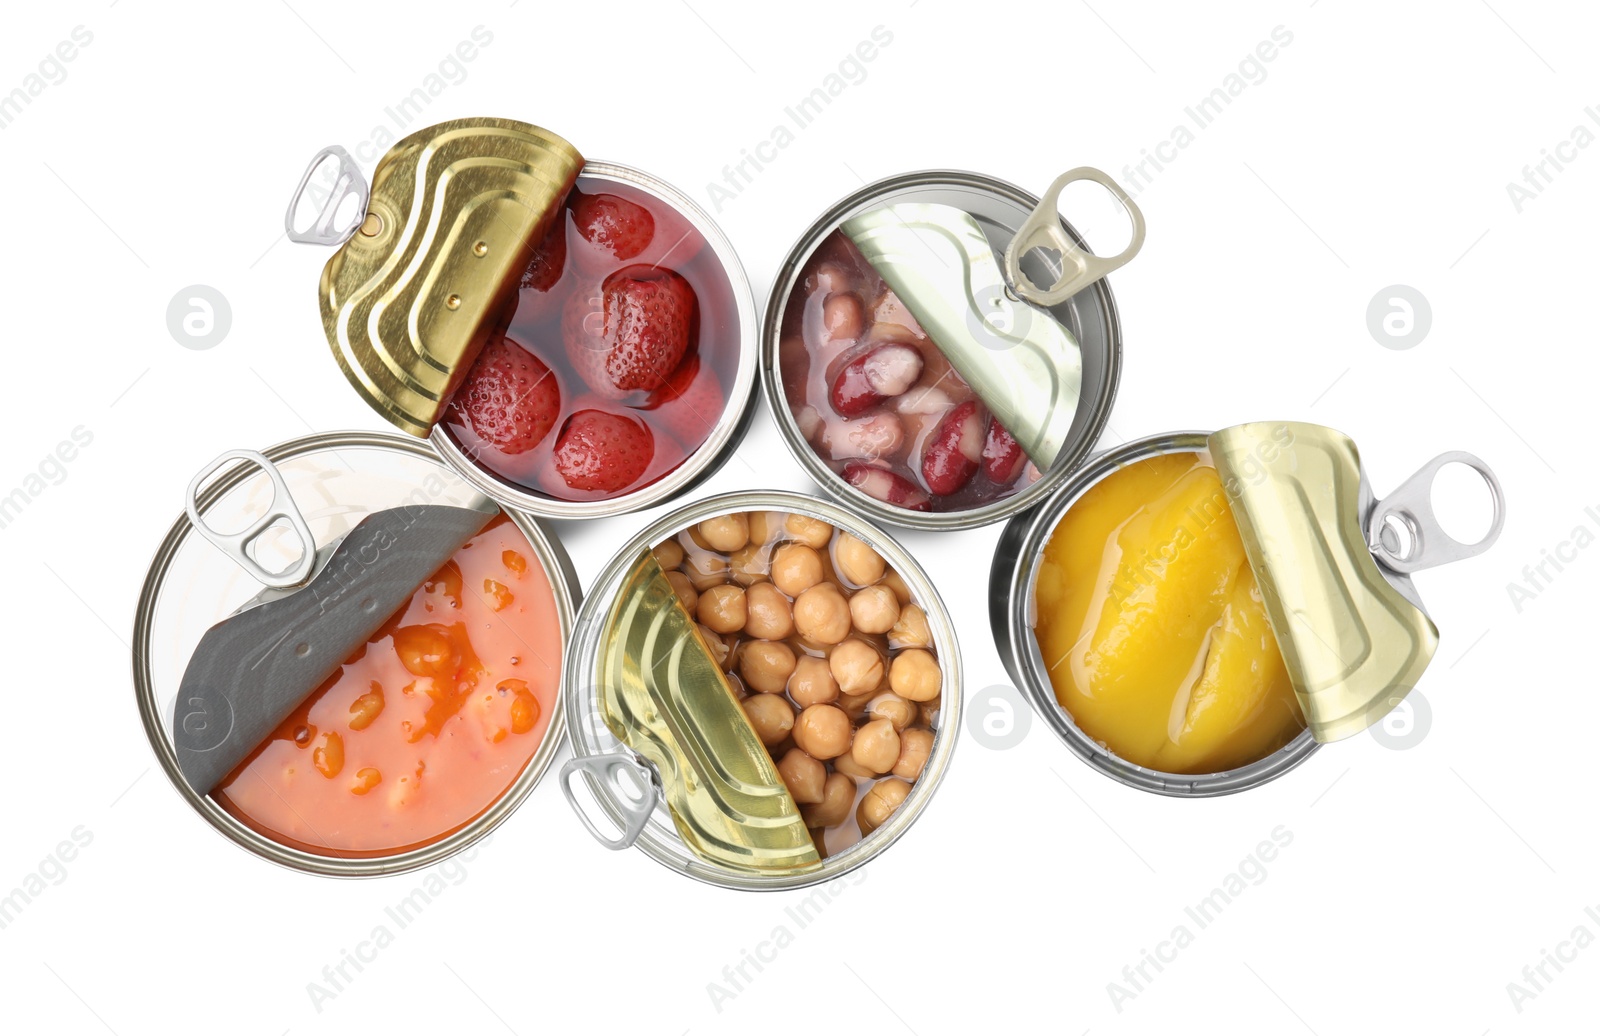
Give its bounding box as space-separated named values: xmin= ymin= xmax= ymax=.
xmin=762 ymin=167 xmax=1142 ymax=530
xmin=559 ymin=491 xmax=960 ymax=890
xmin=990 ymin=423 xmax=1505 ymax=796
xmin=132 ymin=430 xmax=580 ymax=876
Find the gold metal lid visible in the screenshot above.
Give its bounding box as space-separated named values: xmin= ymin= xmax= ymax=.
xmin=316 ymin=117 xmax=582 ymax=437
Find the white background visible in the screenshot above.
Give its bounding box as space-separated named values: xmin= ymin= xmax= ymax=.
xmin=2 ymin=1 xmax=1594 ymax=1032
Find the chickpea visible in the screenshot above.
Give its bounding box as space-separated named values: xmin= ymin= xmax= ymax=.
xmin=802 ymin=771 xmax=856 ymax=828
xmin=729 ymin=544 xmax=769 ymax=586
xmin=882 ymin=569 xmax=912 ymax=606
xmin=893 ymin=728 xmax=934 ymax=781
xmin=792 ymin=704 xmax=852 ymax=759
xmin=787 ymin=655 xmax=836 ymax=707
xmin=848 ymin=584 xmax=901 ymax=634
xmin=697 ymin=584 xmax=747 ymax=634
xmin=747 ymin=510 xmax=785 ymax=545
xmin=888 ymin=604 xmax=931 ymax=650
xmin=857 ymin=778 xmax=911 ymax=835
xmin=652 ymin=539 xmax=684 ymax=570
xmin=829 ymin=638 xmax=885 ymax=695
xmin=866 ymin=691 xmax=918 ymax=731
xmin=740 ymin=640 xmax=797 ymax=694
xmin=851 ymin=718 xmax=901 ymax=774
xmin=742 ymin=693 xmax=795 ymax=747
xmin=699 ymin=514 xmax=749 ymax=553
xmin=837 ymin=689 xmax=876 ymax=718
xmin=832 ymin=751 xmax=877 ymax=779
xmin=794 ymin=583 xmax=851 ymax=644
xmin=776 ymin=748 xmax=826 ymax=804
xmin=785 ymin=513 xmax=834 ymax=549
xmin=833 ymin=533 xmax=886 ymax=587
xmin=889 ymin=648 xmax=942 ymax=702
xmin=666 ymin=571 xmax=698 ymax=613
xmin=742 ymin=582 xmax=793 ymax=640
xmin=683 ymin=549 xmax=730 ymax=591
xmin=771 ymin=543 xmax=824 ymax=597
xmin=698 ymin=624 xmax=731 ymax=667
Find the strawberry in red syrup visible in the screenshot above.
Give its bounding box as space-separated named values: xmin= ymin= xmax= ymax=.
xmin=519 ymin=220 xmax=567 ymax=293
xmin=649 ymin=354 xmax=725 ymax=446
xmin=571 ymin=192 xmax=654 ymax=270
xmin=551 ymin=409 xmax=654 ymax=492
xmin=452 ymin=338 xmax=560 ymax=455
xmin=921 ymin=400 xmax=986 ymax=496
xmin=564 ymin=267 xmax=695 ymax=398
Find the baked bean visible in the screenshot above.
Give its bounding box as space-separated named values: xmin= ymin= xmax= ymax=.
xmin=893 ymin=728 xmax=934 ymax=780
xmin=742 ymin=693 xmax=795 ymax=747
xmin=866 ymin=691 xmax=918 ymax=731
xmin=849 ymin=584 xmax=901 ymax=634
xmin=348 ymin=683 xmax=385 ymax=730
xmin=394 ymin=625 xmax=455 ymax=678
xmin=829 ymin=638 xmax=885 ymax=695
xmin=882 ymin=569 xmax=912 ymax=606
xmin=771 ymin=543 xmax=824 ymax=597
xmin=832 ymin=751 xmax=877 ymax=779
xmin=509 ymin=684 xmax=541 ymax=735
xmin=801 ymin=771 xmax=856 ymax=828
xmin=666 ymin=570 xmax=698 ymax=613
xmin=851 ymin=718 xmax=901 ymax=774
xmin=889 ymin=648 xmax=942 ymax=702
xmin=742 ymin=582 xmax=793 ymax=640
xmin=794 ymin=583 xmax=851 ymax=644
xmin=699 ymin=514 xmax=749 ymax=552
xmin=792 ymin=704 xmax=852 ymax=759
xmin=822 ymin=291 xmax=864 ymax=342
xmin=683 ymin=549 xmax=730 ymax=591
xmin=747 ymin=510 xmax=785 ymax=544
xmin=777 ymin=748 xmax=826 ymax=804
xmin=652 ymin=539 xmax=684 ymax=570
xmin=350 ymin=767 xmax=382 ymax=795
xmin=785 ymin=656 xmax=835 ymax=707
xmin=857 ymin=777 xmax=911 ymax=834
xmin=740 ymin=640 xmax=797 ymax=694
xmin=833 ymin=532 xmax=886 ymax=587
xmin=729 ymin=544 xmax=770 ymax=586
xmin=888 ymin=603 xmax=931 ymax=650
xmin=313 ymin=731 xmax=344 ymax=779
xmin=784 ymin=514 xmax=834 ymax=549
xmin=697 ymin=584 xmax=747 ymax=634
xmin=698 ymin=624 xmax=730 ymax=667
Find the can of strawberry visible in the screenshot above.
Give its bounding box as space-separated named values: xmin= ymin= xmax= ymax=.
xmin=285 ymin=117 xmax=760 ymax=520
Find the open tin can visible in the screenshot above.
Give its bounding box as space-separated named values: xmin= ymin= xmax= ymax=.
xmin=132 ymin=430 xmax=580 ymax=875
xmin=559 ymin=491 xmax=961 ymax=890
xmin=990 ymin=423 xmax=1505 ymax=796
xmin=762 ymin=167 xmax=1142 ymax=530
xmin=288 ymin=117 xmax=759 ymax=520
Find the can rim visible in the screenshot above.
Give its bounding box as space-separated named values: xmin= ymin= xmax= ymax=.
xmin=562 ymin=489 xmax=963 ymax=890
xmin=759 ymin=168 xmax=1124 ymax=531
xmin=995 ymin=431 xmax=1320 ymax=797
xmin=431 ymin=159 xmax=760 ymax=520
xmin=131 ymin=429 xmax=581 ymax=877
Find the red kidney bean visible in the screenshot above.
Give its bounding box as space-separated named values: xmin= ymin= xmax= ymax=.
xmin=829 ymin=343 xmax=924 ymax=417
xmin=841 ymin=462 xmax=931 ymax=511
xmin=920 ymin=400 xmax=986 ymax=496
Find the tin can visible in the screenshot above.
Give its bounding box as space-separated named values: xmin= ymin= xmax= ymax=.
xmin=761 ymin=169 xmax=1134 ymax=531
xmin=132 ymin=430 xmax=581 ymax=875
xmin=559 ymin=491 xmax=961 ymax=890
xmin=990 ymin=427 xmax=1504 ymax=796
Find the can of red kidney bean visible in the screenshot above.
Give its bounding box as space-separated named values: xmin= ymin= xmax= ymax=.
xmin=132 ymin=430 xmax=581 ymax=875
xmin=990 ymin=425 xmax=1504 ymax=796
xmin=558 ymin=490 xmax=961 ymax=890
xmin=761 ymin=168 xmax=1135 ymax=530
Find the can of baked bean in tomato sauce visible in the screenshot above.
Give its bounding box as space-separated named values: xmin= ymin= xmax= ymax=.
xmin=762 ymin=168 xmax=1142 ymax=530
xmin=990 ymin=424 xmax=1505 ymax=796
xmin=132 ymin=430 xmax=580 ymax=875
xmin=289 ymin=118 xmax=760 ymax=520
xmin=558 ymin=490 xmax=960 ymax=890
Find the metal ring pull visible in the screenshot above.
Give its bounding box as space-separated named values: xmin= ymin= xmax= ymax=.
xmin=1003 ymin=166 xmax=1146 ymax=306
xmin=1367 ymin=451 xmax=1505 ymax=574
xmin=185 ymin=449 xmax=317 ymax=589
xmin=284 ymin=145 xmax=370 ymax=246
xmin=559 ymin=751 xmax=660 ymax=851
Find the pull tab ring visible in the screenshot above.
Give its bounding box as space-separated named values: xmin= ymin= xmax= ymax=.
xmin=185 ymin=450 xmax=317 ymax=589
xmin=1367 ymin=451 xmax=1505 ymax=574
xmin=284 ymin=145 xmax=370 ymax=246
xmin=559 ymin=751 xmax=660 ymax=851
xmin=1004 ymin=166 xmax=1146 ymax=306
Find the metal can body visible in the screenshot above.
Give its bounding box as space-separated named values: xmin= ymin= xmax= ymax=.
xmin=431 ymin=160 xmax=760 ymax=520
xmin=762 ymin=170 xmax=1123 ymax=531
xmin=990 ymin=432 xmax=1320 ymax=796
xmin=562 ymin=490 xmax=962 ymax=889
xmin=132 ymin=430 xmax=581 ymax=876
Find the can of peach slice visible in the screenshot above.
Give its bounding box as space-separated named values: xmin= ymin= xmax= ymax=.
xmin=990 ymin=424 xmax=1505 ymax=796
xmin=762 ymin=167 xmax=1143 ymax=530
xmin=286 ymin=117 xmax=760 ymax=520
